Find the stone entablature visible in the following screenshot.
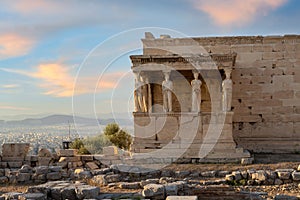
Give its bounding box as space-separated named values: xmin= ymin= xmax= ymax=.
xmin=142 ymin=35 xmax=300 ymax=49
xmin=130 ymin=53 xmax=236 ymax=70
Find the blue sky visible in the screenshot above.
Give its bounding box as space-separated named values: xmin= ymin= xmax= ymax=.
xmin=0 ymin=0 xmax=299 ymax=119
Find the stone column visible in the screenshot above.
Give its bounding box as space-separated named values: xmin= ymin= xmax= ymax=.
xmin=222 ymin=68 xmax=233 ymax=112
xmin=140 ymin=73 xmax=148 ymax=112
xmin=133 ymin=71 xmax=143 ymax=112
xmin=145 ymin=77 xmax=152 ymax=113
xmin=191 ymin=71 xmax=202 ymax=112
xmin=162 ymin=71 xmax=173 ymax=112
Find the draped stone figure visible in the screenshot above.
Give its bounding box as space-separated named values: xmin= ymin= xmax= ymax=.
xmin=162 ymin=72 xmax=173 ymax=112
xmin=140 ymin=74 xmax=148 ymax=112
xmin=222 ymin=69 xmax=233 ymax=112
xmin=191 ymin=71 xmax=202 ymax=112
xmin=145 ymin=77 xmax=152 ymax=113
xmin=134 ymin=72 xmax=144 ymax=112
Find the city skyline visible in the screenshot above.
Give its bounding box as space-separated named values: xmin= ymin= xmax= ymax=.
xmin=0 ymin=0 xmax=299 ymax=119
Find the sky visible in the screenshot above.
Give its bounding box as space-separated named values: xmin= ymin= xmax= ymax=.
xmin=0 ymin=0 xmax=299 ymax=120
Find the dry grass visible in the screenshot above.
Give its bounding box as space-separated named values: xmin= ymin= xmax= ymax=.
xmin=0 ymin=184 xmax=30 ymax=195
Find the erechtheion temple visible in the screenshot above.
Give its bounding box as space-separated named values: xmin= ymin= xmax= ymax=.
xmin=130 ymin=32 xmax=300 ymax=162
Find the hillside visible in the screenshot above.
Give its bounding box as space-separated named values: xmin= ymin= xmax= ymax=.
xmin=3 ymin=114 xmax=132 ymax=126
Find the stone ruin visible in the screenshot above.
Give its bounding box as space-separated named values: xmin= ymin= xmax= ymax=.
xmin=0 ymin=143 xmax=129 ymax=199
xmin=130 ymin=33 xmax=300 ymax=163
xmin=0 ymin=144 xmax=128 ymax=186
xmin=0 ymin=143 xmax=299 ymax=199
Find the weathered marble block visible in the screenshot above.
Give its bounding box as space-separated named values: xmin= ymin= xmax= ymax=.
xmin=2 ymin=143 xmax=30 ymax=162
xmin=56 ymin=149 xmax=78 ymax=157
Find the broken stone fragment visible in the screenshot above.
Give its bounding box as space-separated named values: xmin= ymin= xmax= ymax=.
xmin=277 ymin=171 xmax=291 ymax=180
xmin=85 ymin=162 xmax=99 ymax=170
xmin=142 ymin=184 xmax=165 ymax=198
xmin=38 ymin=148 xmax=52 ymax=157
xmin=75 ymin=185 xmax=100 ymax=200
xmin=18 ymin=192 xmax=46 ymax=200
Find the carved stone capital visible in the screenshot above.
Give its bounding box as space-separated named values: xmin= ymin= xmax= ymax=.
xmin=224 ymin=68 xmax=232 ymax=79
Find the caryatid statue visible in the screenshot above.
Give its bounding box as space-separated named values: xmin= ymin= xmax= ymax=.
xmin=222 ymin=68 xmax=233 ymax=112
xmin=144 ymin=76 xmax=152 ymax=113
xmin=191 ymin=71 xmax=202 ymax=112
xmin=133 ymin=72 xmax=144 ymax=112
xmin=140 ymin=74 xmax=148 ymax=112
xmin=162 ymin=71 xmax=173 ymax=112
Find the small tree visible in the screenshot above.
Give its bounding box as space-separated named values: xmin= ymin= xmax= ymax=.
xmin=70 ymin=138 xmax=91 ymax=155
xmin=103 ymin=123 xmax=132 ymax=150
xmin=84 ymin=134 xmax=112 ymax=154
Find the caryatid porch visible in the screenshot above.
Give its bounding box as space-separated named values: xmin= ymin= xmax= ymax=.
xmin=130 ymin=53 xmax=250 ymax=162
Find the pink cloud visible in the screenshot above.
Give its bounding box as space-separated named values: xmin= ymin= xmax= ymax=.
xmin=0 ymin=64 xmax=75 ymax=97
xmin=1 ymin=64 xmax=128 ymax=97
xmin=0 ymin=34 xmax=35 ymax=60
xmin=73 ymin=71 xmax=129 ymax=96
xmin=191 ymin=0 xmax=288 ymax=26
xmin=33 ymin=64 xmax=75 ymax=97
xmin=0 ymin=105 xmax=29 ymax=111
xmin=7 ymin=0 xmax=63 ymax=14
xmin=98 ymin=72 xmax=128 ymax=89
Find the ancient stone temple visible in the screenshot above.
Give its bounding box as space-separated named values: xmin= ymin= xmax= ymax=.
xmin=130 ymin=32 xmax=300 ymax=162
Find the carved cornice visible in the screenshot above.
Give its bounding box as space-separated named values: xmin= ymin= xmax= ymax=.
xmin=133 ymin=111 xmax=233 ymax=117
xmin=133 ymin=112 xmax=201 ymax=117
xmin=130 ymin=53 xmax=236 ymax=70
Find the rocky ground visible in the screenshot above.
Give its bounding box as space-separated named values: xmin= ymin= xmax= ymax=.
xmin=234 ymin=184 xmax=300 ymax=199
xmin=0 ymin=162 xmax=299 ymax=200
xmin=164 ymin=162 xmax=300 ymax=172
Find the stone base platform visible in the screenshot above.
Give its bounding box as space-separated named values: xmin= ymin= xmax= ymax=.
xmin=131 ymin=112 xmax=251 ymax=163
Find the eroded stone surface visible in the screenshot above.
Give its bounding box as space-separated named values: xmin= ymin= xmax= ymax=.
xmin=75 ymin=185 xmax=100 ymax=200
xmin=18 ymin=193 xmax=46 ymax=200
xmin=142 ymin=184 xmax=165 ymax=198
xmin=2 ymin=143 xmax=30 ymax=161
xmin=27 ymin=181 xmax=100 ymax=200
xmin=166 ymin=196 xmax=198 ymax=200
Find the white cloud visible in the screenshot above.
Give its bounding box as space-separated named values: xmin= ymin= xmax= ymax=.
xmin=1 ymin=84 xmax=20 ymax=89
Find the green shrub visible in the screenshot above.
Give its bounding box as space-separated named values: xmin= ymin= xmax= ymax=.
xmin=70 ymin=138 xmax=91 ymax=155
xmin=83 ymin=134 xmax=112 ymax=154
xmin=69 ymin=123 xmax=132 ymax=154
xmin=78 ymin=146 xmax=91 ymax=155
xmin=103 ymin=123 xmax=132 ymax=150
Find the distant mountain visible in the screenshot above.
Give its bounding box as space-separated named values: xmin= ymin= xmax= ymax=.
xmin=3 ymin=114 xmax=132 ymax=126
xmin=0 ymin=113 xmax=54 ymax=121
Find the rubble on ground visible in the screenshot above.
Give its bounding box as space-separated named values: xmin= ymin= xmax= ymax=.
xmin=0 ymin=144 xmax=299 ymax=199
